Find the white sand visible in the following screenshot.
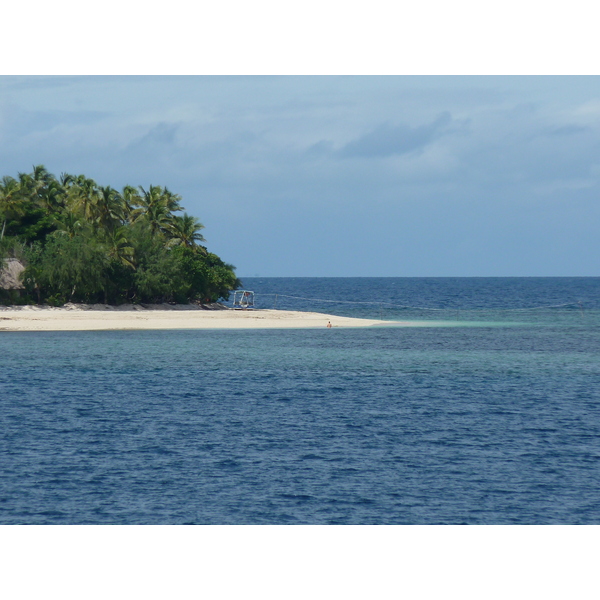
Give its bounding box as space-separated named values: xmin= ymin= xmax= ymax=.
xmin=0 ymin=304 xmax=397 ymax=331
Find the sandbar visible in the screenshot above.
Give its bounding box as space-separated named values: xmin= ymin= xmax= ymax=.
xmin=0 ymin=304 xmax=397 ymax=332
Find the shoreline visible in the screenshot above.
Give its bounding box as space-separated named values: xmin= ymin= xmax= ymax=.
xmin=0 ymin=304 xmax=397 ymax=331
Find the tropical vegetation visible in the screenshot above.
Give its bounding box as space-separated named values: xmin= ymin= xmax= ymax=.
xmin=0 ymin=165 xmax=240 ymax=305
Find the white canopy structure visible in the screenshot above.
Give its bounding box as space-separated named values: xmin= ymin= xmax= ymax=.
xmin=232 ymin=290 xmax=255 ymax=309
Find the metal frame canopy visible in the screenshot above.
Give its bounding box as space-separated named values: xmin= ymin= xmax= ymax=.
xmin=233 ymin=290 xmax=255 ymax=309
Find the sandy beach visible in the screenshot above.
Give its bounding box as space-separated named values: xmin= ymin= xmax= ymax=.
xmin=0 ymin=304 xmax=396 ymax=332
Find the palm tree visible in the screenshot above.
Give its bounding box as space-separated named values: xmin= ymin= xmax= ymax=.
xmin=162 ymin=186 xmax=184 ymax=213
xmin=52 ymin=211 xmax=84 ymax=239
xmin=37 ymin=179 xmax=66 ymax=214
xmin=32 ymin=164 xmax=51 ymax=184
xmin=168 ymin=213 xmax=206 ymax=248
xmin=69 ymin=177 xmax=101 ymax=223
xmin=132 ymin=185 xmax=174 ymax=237
xmin=59 ymin=172 xmax=76 ymax=187
xmin=0 ymin=176 xmax=24 ymax=240
xmin=17 ymin=165 xmax=52 ymax=202
xmin=121 ymin=185 xmax=141 ymax=223
xmin=103 ymin=226 xmax=135 ymax=269
xmin=96 ymin=186 xmax=125 ymax=231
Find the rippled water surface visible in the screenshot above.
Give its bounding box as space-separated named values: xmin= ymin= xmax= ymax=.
xmin=1 ymin=278 xmax=599 ymax=523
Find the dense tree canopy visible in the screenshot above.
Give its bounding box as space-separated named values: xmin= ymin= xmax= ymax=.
xmin=0 ymin=166 xmax=240 ymax=305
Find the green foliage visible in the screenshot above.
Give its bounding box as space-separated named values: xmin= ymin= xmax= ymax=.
xmin=172 ymin=247 xmax=241 ymax=302
xmin=0 ymin=235 xmax=26 ymax=264
xmin=23 ymin=234 xmax=111 ymax=303
xmin=1 ymin=165 xmax=239 ymax=305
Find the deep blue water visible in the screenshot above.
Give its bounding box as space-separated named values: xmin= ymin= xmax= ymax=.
xmin=1 ymin=278 xmax=599 ymax=524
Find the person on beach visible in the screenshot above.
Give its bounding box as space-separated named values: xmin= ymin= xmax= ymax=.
xmin=327 ymin=321 xmax=332 ymax=328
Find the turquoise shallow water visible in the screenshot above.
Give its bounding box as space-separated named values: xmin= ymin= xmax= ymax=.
xmin=1 ymin=278 xmax=599 ymax=524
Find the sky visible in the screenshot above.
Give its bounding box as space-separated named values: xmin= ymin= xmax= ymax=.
xmin=1 ymin=75 xmax=599 ymax=277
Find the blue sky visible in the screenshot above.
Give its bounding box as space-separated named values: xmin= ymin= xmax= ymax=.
xmin=1 ymin=75 xmax=599 ymax=276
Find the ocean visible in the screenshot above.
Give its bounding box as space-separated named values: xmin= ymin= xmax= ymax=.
xmin=1 ymin=277 xmax=599 ymax=524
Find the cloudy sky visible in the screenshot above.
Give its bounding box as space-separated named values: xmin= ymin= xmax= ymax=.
xmin=1 ymin=75 xmax=599 ymax=276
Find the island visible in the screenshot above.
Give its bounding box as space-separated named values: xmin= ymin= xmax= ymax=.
xmin=1 ymin=166 xmax=397 ymax=330
xmin=1 ymin=165 xmax=239 ymax=306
